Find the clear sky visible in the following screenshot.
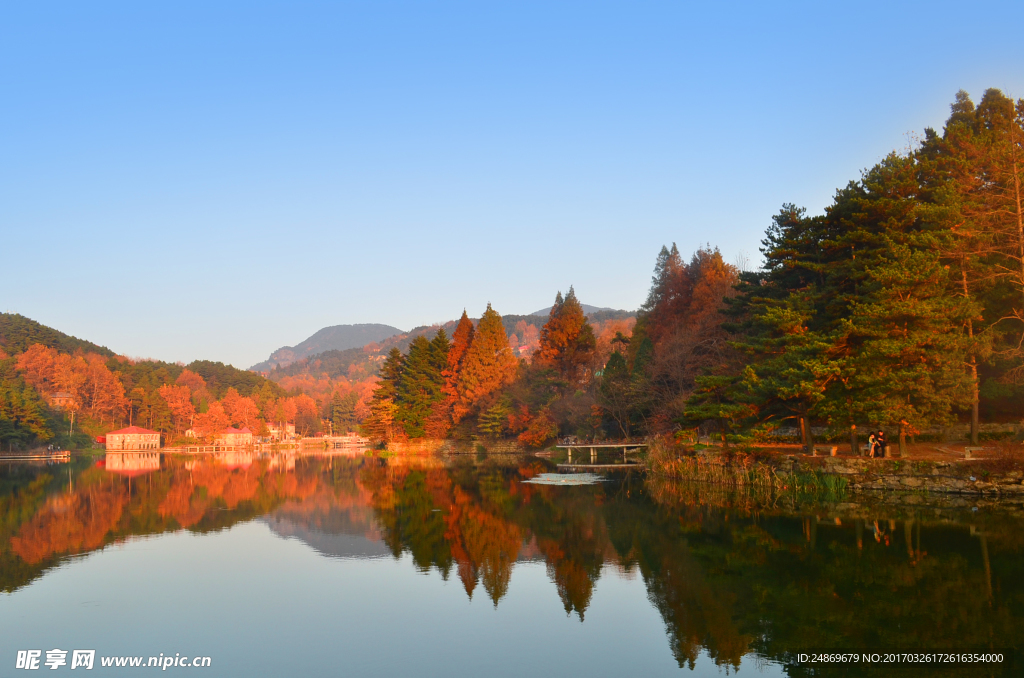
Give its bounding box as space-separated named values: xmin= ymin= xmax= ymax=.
xmin=3 ymin=1 xmax=1023 ymax=369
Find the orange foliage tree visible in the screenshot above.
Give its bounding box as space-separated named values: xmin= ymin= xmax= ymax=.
xmin=454 ymin=305 xmax=517 ymax=421
xmin=534 ymin=287 xmax=596 ymax=385
xmin=158 ymin=384 xmax=195 ymax=435
xmin=222 ymin=387 xmax=261 ymax=429
xmin=192 ymin=401 xmax=229 ymax=438
xmin=16 ymin=344 xmax=125 ymax=425
xmin=175 ymin=369 xmax=209 ymax=402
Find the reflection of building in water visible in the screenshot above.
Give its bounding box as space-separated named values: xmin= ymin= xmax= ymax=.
xmin=105 ymin=451 xmax=161 ymax=476
xmin=105 ymin=426 xmax=161 ymax=450
xmin=267 ymin=453 xmax=296 ymax=472
xmin=215 ymin=450 xmax=253 ymax=469
xmin=216 ymin=427 xmax=253 ymax=446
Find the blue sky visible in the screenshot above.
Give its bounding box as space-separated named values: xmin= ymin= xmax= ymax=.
xmin=3 ymin=1 xmax=1023 ymax=368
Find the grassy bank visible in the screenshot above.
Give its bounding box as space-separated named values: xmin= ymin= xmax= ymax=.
xmin=645 ymin=437 xmax=848 ymax=502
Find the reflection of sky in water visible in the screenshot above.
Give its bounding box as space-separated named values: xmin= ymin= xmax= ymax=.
xmin=6 ymin=454 xmax=1018 ymax=677
xmin=0 ymin=522 xmax=783 ymax=677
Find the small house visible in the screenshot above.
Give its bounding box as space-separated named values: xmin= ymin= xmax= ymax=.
xmin=49 ymin=392 xmax=75 ymax=409
xmin=216 ymin=427 xmax=253 ymax=446
xmin=266 ymin=423 xmax=296 ymax=441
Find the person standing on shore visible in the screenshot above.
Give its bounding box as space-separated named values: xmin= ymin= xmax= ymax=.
xmin=876 ymin=430 xmax=887 ymax=458
xmin=867 ymin=431 xmax=878 ymax=458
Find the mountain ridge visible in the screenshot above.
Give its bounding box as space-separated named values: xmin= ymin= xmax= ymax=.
xmin=250 ymin=323 xmax=404 ymax=372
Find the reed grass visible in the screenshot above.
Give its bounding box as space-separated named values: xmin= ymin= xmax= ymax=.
xmin=645 ymin=436 xmax=847 ymax=502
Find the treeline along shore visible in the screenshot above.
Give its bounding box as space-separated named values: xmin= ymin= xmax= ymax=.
xmin=2 ymin=88 xmax=1024 ymax=471
xmin=363 ymin=88 xmax=1024 ymax=459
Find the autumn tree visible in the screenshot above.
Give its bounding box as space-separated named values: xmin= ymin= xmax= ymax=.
xmin=628 ymin=246 xmax=739 ymax=432
xmin=221 ymin=387 xmax=260 ymax=429
xmin=455 ymin=305 xmax=518 ymax=419
xmin=192 ymin=401 xmax=229 ymax=439
xmin=444 ymin=312 xmax=476 ymax=425
xmin=292 ymin=394 xmax=321 ymax=435
xmin=176 ymin=369 xmax=210 ymax=405
xmin=158 ymin=384 xmax=195 ymax=435
xmin=534 ymin=287 xmax=596 ymax=385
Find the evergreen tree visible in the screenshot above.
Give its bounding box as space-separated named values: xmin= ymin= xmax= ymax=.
xmin=478 ymin=396 xmax=512 ymax=437
xmin=363 ymin=348 xmax=405 ymax=441
xmin=597 ymin=351 xmax=634 ymax=437
xmin=842 ymin=241 xmax=973 ymax=454
xmin=679 ymin=375 xmax=749 ymax=447
xmin=737 ymin=302 xmax=838 ymax=453
xmin=918 ymin=90 xmax=1000 ymax=443
xmin=0 ymin=357 xmax=51 ymax=449
xmin=395 ymin=333 xmax=449 ymax=438
xmin=331 ymin=391 xmax=360 ymax=433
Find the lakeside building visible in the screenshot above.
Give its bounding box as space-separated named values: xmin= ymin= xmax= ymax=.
xmin=266 ymin=423 xmax=296 ymax=441
xmin=216 ymin=427 xmax=253 ymax=446
xmin=105 ymin=425 xmax=161 ymax=451
xmin=48 ymin=392 xmax=75 ymax=409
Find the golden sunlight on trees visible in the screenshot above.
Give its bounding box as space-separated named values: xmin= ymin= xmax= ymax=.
xmin=158 ymin=384 xmax=194 ymax=436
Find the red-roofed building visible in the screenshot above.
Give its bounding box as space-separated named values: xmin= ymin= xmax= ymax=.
xmin=216 ymin=426 xmax=253 ymax=446
xmin=105 ymin=425 xmax=161 ymax=451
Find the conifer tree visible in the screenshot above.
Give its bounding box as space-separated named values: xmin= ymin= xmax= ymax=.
xmin=918 ymin=90 xmax=1000 ymax=443
xmin=736 ymin=303 xmax=838 ymax=452
xmin=331 ymin=391 xmax=360 ymax=433
xmin=395 ymin=332 xmax=449 ymax=438
xmin=443 ymin=312 xmax=476 ymax=425
xmin=679 ymin=374 xmax=749 ymax=447
xmin=842 ymin=241 xmax=973 ymax=454
xmin=455 ymin=304 xmax=518 ymax=419
xmin=363 ymin=348 xmax=405 ymax=441
xmin=535 ymin=287 xmax=596 ymax=385
xmin=0 ymin=358 xmax=51 ymax=448
xmin=598 ymin=351 xmax=634 ymax=437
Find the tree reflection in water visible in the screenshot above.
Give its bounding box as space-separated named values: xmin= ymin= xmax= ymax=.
xmin=1 ymin=453 xmax=1022 ymax=674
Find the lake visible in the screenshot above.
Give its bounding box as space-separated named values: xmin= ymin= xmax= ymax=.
xmin=1 ymin=451 xmax=1021 ymax=676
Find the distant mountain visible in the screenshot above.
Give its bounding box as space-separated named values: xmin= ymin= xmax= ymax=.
xmin=530 ymin=303 xmax=624 ymax=316
xmin=250 ymin=323 xmax=404 ymax=372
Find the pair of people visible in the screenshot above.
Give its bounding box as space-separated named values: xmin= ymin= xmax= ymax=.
xmin=867 ymin=430 xmax=886 ymax=458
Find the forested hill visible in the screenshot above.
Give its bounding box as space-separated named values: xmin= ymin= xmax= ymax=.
xmin=266 ymin=323 xmax=454 ymax=382
xmin=0 ymin=314 xmax=287 ymax=451
xmin=250 ymin=323 xmax=404 ymax=372
xmin=0 ymin=313 xmax=114 ymax=357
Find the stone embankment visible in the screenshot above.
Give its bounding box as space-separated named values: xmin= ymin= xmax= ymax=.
xmin=778 ymin=455 xmax=1024 ymax=496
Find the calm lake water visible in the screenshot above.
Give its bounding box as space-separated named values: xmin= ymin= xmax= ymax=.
xmin=1 ymin=451 xmax=1021 ymax=677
